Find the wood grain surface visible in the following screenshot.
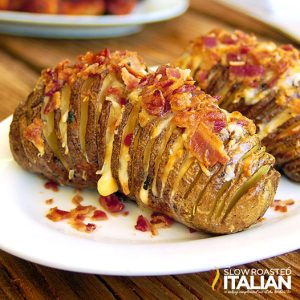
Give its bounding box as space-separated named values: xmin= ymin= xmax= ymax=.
xmin=0 ymin=2 xmax=299 ymax=299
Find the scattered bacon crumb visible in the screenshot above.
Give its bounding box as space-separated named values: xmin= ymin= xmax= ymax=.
xmin=150 ymin=212 xmax=173 ymax=228
xmin=72 ymin=192 xmax=83 ymax=205
xmin=47 ymin=207 xmax=70 ymax=222
xmin=44 ymin=181 xmax=59 ymax=192
xmin=189 ymin=227 xmax=197 ymax=233
xmin=91 ymin=210 xmax=108 ymax=221
xmin=99 ymin=194 xmax=125 ymax=213
xmin=45 ymin=198 xmax=54 ymax=205
xmin=122 ymin=211 xmax=129 ymax=216
xmin=85 ymin=223 xmax=97 ymax=232
xmin=271 ymin=199 xmax=295 ymax=213
xmin=135 ymin=215 xmax=150 ymax=232
xmin=124 ymin=133 xmax=133 ymax=146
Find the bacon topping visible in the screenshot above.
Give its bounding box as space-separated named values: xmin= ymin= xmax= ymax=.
xmin=135 ymin=215 xmax=150 ymax=232
xmin=91 ymin=210 xmax=108 ymax=221
xmin=99 ymin=194 xmax=125 ymax=213
xmin=23 ymin=118 xmax=45 ymax=155
xmin=124 ymin=133 xmax=133 ymax=146
xmin=44 ymin=181 xmax=59 ymax=192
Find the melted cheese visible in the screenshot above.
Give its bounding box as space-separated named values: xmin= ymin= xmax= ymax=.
xmin=97 ymin=89 xmax=122 ymax=196
xmin=42 ymin=100 xmax=69 ymax=170
xmin=151 ymin=124 xmax=176 ymax=196
xmin=138 ymin=115 xmax=174 ymax=202
xmin=139 ymin=187 xmax=149 ymax=204
xmin=118 ymin=104 xmax=140 ymax=195
xmin=96 ymin=74 xmax=114 ymax=122
xmin=258 ymin=110 xmax=292 ymax=139
xmin=59 ymin=85 xmax=71 ymax=154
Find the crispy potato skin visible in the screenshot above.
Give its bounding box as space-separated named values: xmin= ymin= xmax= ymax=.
xmin=10 ymin=52 xmax=280 ymax=234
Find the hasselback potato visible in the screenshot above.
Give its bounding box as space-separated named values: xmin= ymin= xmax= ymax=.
xmin=177 ymin=29 xmax=300 ymax=182
xmin=10 ymin=49 xmax=279 ymax=233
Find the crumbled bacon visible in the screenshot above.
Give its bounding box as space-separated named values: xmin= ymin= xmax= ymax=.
xmin=135 ymin=215 xmax=150 ymax=232
xmin=91 ymin=210 xmax=108 ymax=221
xmin=120 ymin=97 xmax=127 ymax=106
xmin=150 ymin=212 xmax=173 ymax=228
xmin=190 ymin=124 xmax=229 ymax=167
xmin=72 ymin=192 xmax=83 ymax=205
xmin=203 ymin=36 xmax=217 ymax=48
xmin=45 ymin=198 xmax=54 ymax=205
xmin=85 ymin=223 xmax=97 ymax=232
xmin=47 ymin=207 xmax=70 ymax=222
xmin=44 ymin=181 xmax=59 ymax=192
xmin=271 ymin=199 xmax=295 ymax=213
xmin=23 ymin=118 xmax=44 ymax=155
xmin=124 ymin=133 xmax=133 ymax=146
xmin=121 ymin=67 xmax=140 ymax=90
xmin=99 ymin=194 xmax=125 ymax=213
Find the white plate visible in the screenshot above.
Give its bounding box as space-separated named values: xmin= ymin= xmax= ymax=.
xmin=0 ymin=116 xmax=299 ymax=275
xmin=0 ymin=0 xmax=188 ymax=38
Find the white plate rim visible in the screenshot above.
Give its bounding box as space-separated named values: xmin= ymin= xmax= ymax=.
xmin=0 ymin=115 xmax=299 ymax=276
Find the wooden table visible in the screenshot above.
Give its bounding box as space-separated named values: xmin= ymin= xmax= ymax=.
xmin=0 ymin=1 xmax=299 ymax=299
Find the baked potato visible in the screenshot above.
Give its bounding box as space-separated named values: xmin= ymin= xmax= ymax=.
xmin=10 ymin=49 xmax=280 ymax=234
xmin=177 ymin=29 xmax=300 ymax=182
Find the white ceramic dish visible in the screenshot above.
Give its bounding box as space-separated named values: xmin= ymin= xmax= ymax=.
xmin=0 ymin=0 xmax=189 ymax=38
xmin=0 ymin=116 xmax=299 ymax=275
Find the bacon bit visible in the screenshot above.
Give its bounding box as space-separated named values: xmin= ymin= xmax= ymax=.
xmin=240 ymin=45 xmax=250 ymax=54
xmin=47 ymin=207 xmax=70 ymax=222
xmin=23 ymin=118 xmax=44 ymax=155
xmin=197 ymin=70 xmax=208 ymax=82
xmin=285 ymin=199 xmax=295 ymax=205
xmin=74 ymin=214 xmax=85 ymax=222
xmin=91 ymin=210 xmax=108 ymax=221
xmin=71 ymin=204 xmax=96 ymax=216
xmin=271 ymin=199 xmax=295 ymax=213
xmin=166 ymin=68 xmax=181 ymax=79
xmin=203 ymin=36 xmax=217 ymax=48
xmin=220 ymin=35 xmax=237 ymax=45
xmin=189 ymin=227 xmax=197 ymax=233
xmin=99 ymin=194 xmax=125 ymax=213
xmin=143 ymin=88 xmax=166 ymax=116
xmin=85 ymin=223 xmax=96 ymax=232
xmin=45 ymin=198 xmax=54 ymax=205
xmin=120 ymin=97 xmax=127 ymax=106
xmin=107 ymin=86 xmax=122 ymax=96
xmin=281 ymin=44 xmax=294 ymax=51
xmin=190 ymin=124 xmax=229 ymax=167
xmin=135 ymin=215 xmax=150 ymax=232
xmin=227 ymin=53 xmax=239 ymax=62
xmin=72 ymin=192 xmax=83 ymax=205
xmin=124 ymin=133 xmax=133 ymax=146
xmin=150 ymin=212 xmax=173 ymax=228
xmin=229 ymin=64 xmax=264 ymax=77
xmin=121 ymin=67 xmax=140 ymax=90
xmin=44 ymin=181 xmax=59 ymax=192
xmin=122 ymin=211 xmax=129 ymax=216
xmin=44 ymin=91 xmax=61 ymax=114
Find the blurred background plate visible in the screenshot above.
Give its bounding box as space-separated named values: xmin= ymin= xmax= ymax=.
xmin=0 ymin=0 xmax=189 ymax=38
